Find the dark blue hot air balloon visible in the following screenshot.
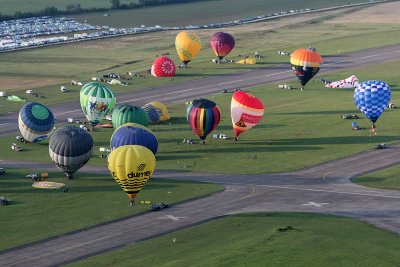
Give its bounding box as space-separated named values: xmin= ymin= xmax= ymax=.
xmin=354 ymin=80 xmax=390 ymax=126
xmin=110 ymin=123 xmax=158 ymax=155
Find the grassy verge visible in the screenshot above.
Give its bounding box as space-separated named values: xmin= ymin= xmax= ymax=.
xmin=0 ymin=168 xmax=223 ymax=251
xmin=69 ymin=212 xmax=400 ymax=267
xmin=353 ymin=165 xmax=400 ymax=191
xmin=1 ymin=61 xmax=400 ymax=175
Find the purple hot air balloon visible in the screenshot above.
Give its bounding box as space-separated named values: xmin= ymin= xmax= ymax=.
xmin=210 ymin=32 xmax=235 ymax=60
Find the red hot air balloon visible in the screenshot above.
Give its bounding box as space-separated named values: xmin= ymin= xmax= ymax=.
xmin=186 ymin=99 xmax=221 ymax=144
xmin=231 ymin=91 xmax=264 ymax=141
xmin=210 ymin=32 xmax=235 ymax=60
xmin=151 ymin=56 xmax=176 ymax=77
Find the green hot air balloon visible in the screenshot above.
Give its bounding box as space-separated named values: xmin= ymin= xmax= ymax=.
xmin=80 ymin=82 xmax=116 ymax=126
xmin=49 ymin=125 xmax=94 ymax=179
xmin=111 ymin=104 xmax=149 ymax=129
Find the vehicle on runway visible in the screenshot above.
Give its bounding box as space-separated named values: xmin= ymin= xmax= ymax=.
xmin=150 ymin=202 xmax=169 ymax=211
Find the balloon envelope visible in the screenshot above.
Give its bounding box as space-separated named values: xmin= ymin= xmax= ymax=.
xmin=325 ymin=75 xmax=359 ymax=89
xmin=80 ymin=82 xmax=116 ymax=125
xmin=108 ymin=145 xmax=156 ymax=200
xmin=18 ymin=102 xmax=54 ymax=143
xmin=231 ymin=91 xmax=264 ymax=139
xmin=354 ymin=80 xmax=391 ymax=123
xmin=236 ymin=57 xmax=257 ymax=65
xmin=151 ymin=56 xmax=176 ymax=77
xmin=186 ymin=98 xmax=221 ymax=142
xmin=145 ymin=101 xmax=171 ymax=121
xmin=112 ymin=104 xmax=149 ymax=128
xmin=210 ymin=32 xmax=235 ymax=60
xmin=141 ymin=103 xmax=160 ymax=124
xmin=110 ymin=123 xmax=158 ymax=155
xmin=290 ymin=48 xmax=323 ymax=86
xmin=49 ymin=125 xmax=94 ymax=178
xmin=175 ymin=31 xmax=202 ymax=66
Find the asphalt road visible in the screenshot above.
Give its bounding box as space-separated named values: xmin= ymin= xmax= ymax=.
xmin=1 ymin=44 xmax=400 ymax=266
xmin=1 ymin=44 xmax=400 ymax=136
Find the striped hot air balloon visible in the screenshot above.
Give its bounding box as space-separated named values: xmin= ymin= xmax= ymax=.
xmin=110 ymin=123 xmax=158 ymax=155
xmin=231 ymin=91 xmax=264 ymax=140
xmin=80 ymin=82 xmax=116 ymax=126
xmin=290 ymin=48 xmax=323 ymax=88
xmin=18 ymin=102 xmax=55 ymax=143
xmin=186 ymin=98 xmax=221 ymax=144
xmin=108 ymin=145 xmax=156 ymax=205
xmin=175 ymin=31 xmax=202 ymax=66
xmin=112 ymin=104 xmax=149 ymax=129
xmin=49 ymin=125 xmax=93 ymax=179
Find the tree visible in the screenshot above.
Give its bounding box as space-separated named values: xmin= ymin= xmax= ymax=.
xmin=110 ymin=0 xmax=120 ymax=9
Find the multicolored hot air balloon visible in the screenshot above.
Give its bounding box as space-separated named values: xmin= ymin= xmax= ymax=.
xmin=186 ymin=98 xmax=221 ymax=144
xmin=143 ymin=101 xmax=171 ymax=121
xmin=80 ymin=82 xmax=116 ymax=126
xmin=18 ymin=102 xmax=54 ymax=143
xmin=110 ymin=123 xmax=158 ymax=155
xmin=151 ymin=56 xmax=176 ymax=77
xmin=112 ymin=104 xmax=149 ymax=129
xmin=49 ymin=125 xmax=94 ymax=179
xmin=175 ymin=31 xmax=202 ymax=66
xmin=290 ymin=48 xmax=323 ymax=88
xmin=108 ymin=145 xmax=156 ymax=205
xmin=231 ymin=91 xmax=264 ymax=140
xmin=210 ymin=32 xmax=235 ymax=60
xmin=354 ymin=80 xmax=390 ymax=130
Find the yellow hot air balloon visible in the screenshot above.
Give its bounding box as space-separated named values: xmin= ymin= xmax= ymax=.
xmin=108 ymin=145 xmax=156 ymax=205
xmin=175 ymin=31 xmax=202 ymax=66
xmin=236 ymin=56 xmax=257 ymax=65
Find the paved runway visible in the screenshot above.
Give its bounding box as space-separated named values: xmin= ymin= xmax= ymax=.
xmin=1 ymin=44 xmax=400 ymax=266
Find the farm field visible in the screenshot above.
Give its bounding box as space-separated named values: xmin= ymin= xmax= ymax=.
xmin=70 ymin=213 xmax=400 ymax=267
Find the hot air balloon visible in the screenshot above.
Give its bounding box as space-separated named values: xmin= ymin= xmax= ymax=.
xmin=80 ymin=82 xmax=116 ymax=126
xmin=144 ymin=101 xmax=171 ymax=121
xmin=186 ymin=98 xmax=221 ymax=144
xmin=108 ymin=145 xmax=156 ymax=205
xmin=354 ymin=80 xmax=390 ymax=131
xmin=323 ymin=75 xmax=359 ymax=89
xmin=175 ymin=31 xmax=202 ymax=67
xmin=210 ymin=32 xmax=235 ymax=60
xmin=110 ymin=123 xmax=158 ymax=155
xmin=231 ymin=91 xmax=264 ymax=140
xmin=49 ymin=125 xmax=94 ymax=179
xmin=151 ymin=56 xmax=176 ymax=77
xmin=112 ymin=104 xmax=149 ymax=129
xmin=18 ymin=102 xmax=55 ymax=143
xmin=141 ymin=103 xmax=160 ymax=124
xmin=290 ymin=48 xmax=323 ymax=89
xmin=236 ymin=56 xmax=257 ymax=65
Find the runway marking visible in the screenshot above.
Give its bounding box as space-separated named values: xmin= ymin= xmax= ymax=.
xmin=217 ymin=80 xmax=243 ymax=85
xmin=252 ymin=184 xmax=400 ymax=199
xmin=265 ymin=70 xmax=291 ymax=77
xmin=159 ymin=215 xmax=187 ymax=221
xmin=302 ymin=202 xmax=330 ymax=207
xmin=322 ymin=171 xmax=335 ymax=183
xmin=0 ymin=122 xmax=13 ymax=126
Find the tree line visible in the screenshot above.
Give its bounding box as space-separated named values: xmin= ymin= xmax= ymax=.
xmin=0 ymin=0 xmax=210 ymax=22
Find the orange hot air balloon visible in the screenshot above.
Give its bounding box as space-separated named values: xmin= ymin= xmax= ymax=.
xmin=290 ymin=48 xmax=323 ymax=88
xmin=231 ymin=91 xmax=264 ymax=141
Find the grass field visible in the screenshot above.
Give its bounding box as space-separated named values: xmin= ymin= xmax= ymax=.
xmin=69 ymin=212 xmax=400 ymax=267
xmin=353 ymin=165 xmax=400 ymax=191
xmin=1 ymin=61 xmax=400 ymax=175
xmin=0 ymin=168 xmax=222 ymax=251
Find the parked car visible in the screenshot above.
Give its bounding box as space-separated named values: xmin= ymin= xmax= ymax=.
xmin=0 ymin=196 xmax=10 ymax=205
xmin=375 ymin=143 xmax=387 ymax=150
xmin=0 ymin=168 xmax=5 ymax=175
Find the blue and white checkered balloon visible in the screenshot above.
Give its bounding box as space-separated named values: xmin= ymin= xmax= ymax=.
xmin=354 ymin=80 xmax=391 ymax=123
